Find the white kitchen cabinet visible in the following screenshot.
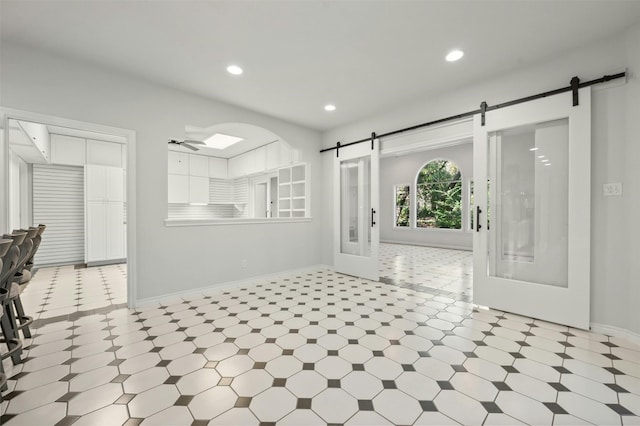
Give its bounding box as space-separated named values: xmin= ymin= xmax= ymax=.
xmin=189 ymin=154 xmax=209 ymax=177
xmin=168 ymin=151 xmax=189 ymax=175
xmin=208 ymin=157 xmax=227 ymax=179
xmin=252 ymin=146 xmax=267 ymax=175
xmin=266 ymin=142 xmax=280 ymax=170
xmin=279 ymin=142 xmax=293 ymax=165
xmin=189 ymin=176 xmax=209 ymax=204
xmin=168 ymin=154 xmax=210 ymax=204
xmin=87 ymin=202 xmax=106 ymax=262
xmin=87 ymin=139 xmax=123 ymax=167
xmin=105 ymin=202 xmax=125 ymax=259
xmin=106 ymin=167 xmax=124 ymax=202
xmin=227 ymin=155 xmax=246 ymax=179
xmin=86 ymin=165 xmax=126 ymax=264
xmin=168 ymin=174 xmax=189 ymax=203
xmin=51 ymin=134 xmax=86 ymax=166
xmin=87 ymin=201 xmax=125 ymax=263
xmin=228 ymin=148 xmax=268 ymax=178
xmin=86 ymin=166 xmax=106 ymax=201
xmin=244 ymin=150 xmax=257 ymax=175
xmin=86 ymin=165 xmax=123 ymax=202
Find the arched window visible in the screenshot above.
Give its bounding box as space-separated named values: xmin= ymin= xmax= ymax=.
xmin=416 ymin=160 xmax=462 ymax=229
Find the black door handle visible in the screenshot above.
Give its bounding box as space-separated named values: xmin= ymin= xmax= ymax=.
xmin=371 ymin=208 xmax=376 ymax=227
xmin=476 ymin=206 xmax=482 ymax=232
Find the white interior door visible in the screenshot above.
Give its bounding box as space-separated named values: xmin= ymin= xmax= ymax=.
xmin=473 ymin=88 xmax=591 ymax=329
xmin=334 ymin=139 xmax=380 ymax=281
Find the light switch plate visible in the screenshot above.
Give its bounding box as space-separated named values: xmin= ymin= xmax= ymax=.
xmin=603 ymin=182 xmax=623 ymax=196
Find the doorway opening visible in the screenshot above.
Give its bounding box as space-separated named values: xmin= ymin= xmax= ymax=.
xmin=378 ymin=135 xmax=474 ymax=301
xmin=1 ymin=109 xmax=136 ymax=321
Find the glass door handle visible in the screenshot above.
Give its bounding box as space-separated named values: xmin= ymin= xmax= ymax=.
xmin=371 ymin=208 xmax=376 ymax=227
xmin=476 ymin=206 xmax=482 ymax=232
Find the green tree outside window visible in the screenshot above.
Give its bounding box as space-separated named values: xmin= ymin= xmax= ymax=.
xmin=394 ymin=185 xmax=410 ymax=227
xmin=416 ymin=160 xmax=462 ymax=229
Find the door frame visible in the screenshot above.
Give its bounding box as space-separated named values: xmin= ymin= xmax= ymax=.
xmin=472 ymin=88 xmax=591 ymax=329
xmin=0 ymin=107 xmax=138 ymax=309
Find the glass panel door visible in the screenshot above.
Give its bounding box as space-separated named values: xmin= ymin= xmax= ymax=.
xmin=488 ymin=119 xmax=569 ymax=288
xmin=473 ymin=89 xmax=591 ymax=329
xmin=340 ymin=157 xmax=371 ymax=256
xmin=334 ymin=140 xmax=379 ymax=281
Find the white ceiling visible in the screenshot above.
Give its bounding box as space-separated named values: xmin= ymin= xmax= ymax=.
xmin=170 ymin=122 xmax=282 ymax=159
xmin=2 ymin=1 xmax=640 ymax=131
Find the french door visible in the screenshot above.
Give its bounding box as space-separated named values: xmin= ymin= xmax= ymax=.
xmin=473 ymin=88 xmax=591 ymax=329
xmin=333 ymin=139 xmax=380 ymax=281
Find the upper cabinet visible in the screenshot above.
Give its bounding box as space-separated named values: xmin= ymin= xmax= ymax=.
xmin=87 ymin=139 xmax=123 ymax=167
xmin=208 ymin=157 xmax=227 ymax=179
xmin=189 ymin=154 xmax=209 ymax=177
xmin=86 ymin=165 xmax=124 ymax=202
xmin=168 ymin=152 xmax=211 ymax=203
xmin=168 ymin=151 xmax=189 ymax=175
xmin=227 ymin=141 xmax=292 ymax=179
xmin=51 ymin=134 xmax=86 ymax=166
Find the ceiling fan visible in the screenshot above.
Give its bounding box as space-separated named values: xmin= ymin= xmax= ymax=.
xmin=168 ymin=139 xmax=205 ymax=151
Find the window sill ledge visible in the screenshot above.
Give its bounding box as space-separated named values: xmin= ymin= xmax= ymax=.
xmin=164 ymin=218 xmax=312 ymax=227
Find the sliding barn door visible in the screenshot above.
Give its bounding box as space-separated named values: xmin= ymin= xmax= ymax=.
xmin=473 ymin=89 xmax=591 ymax=329
xmin=333 ymin=140 xmax=380 ymax=281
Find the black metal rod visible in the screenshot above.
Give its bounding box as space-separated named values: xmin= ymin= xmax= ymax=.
xmin=319 ymin=71 xmax=626 ymax=154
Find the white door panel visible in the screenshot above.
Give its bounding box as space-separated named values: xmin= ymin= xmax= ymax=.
xmin=473 ymin=88 xmax=591 ymax=329
xmin=333 ymin=140 xmax=380 ymax=281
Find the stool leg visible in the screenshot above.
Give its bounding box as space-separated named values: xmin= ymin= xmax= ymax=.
xmin=12 ymin=297 xmax=32 ymax=339
xmin=0 ymin=359 xmax=7 ymax=393
xmin=1 ymin=303 xmax=22 ymax=365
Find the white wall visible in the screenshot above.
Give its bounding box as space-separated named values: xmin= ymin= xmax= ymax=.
xmin=322 ymin=25 xmax=640 ymax=335
xmin=1 ymin=41 xmax=324 ymax=302
xmin=380 ymin=143 xmax=473 ymax=250
xmin=8 ymin=149 xmax=30 ymax=231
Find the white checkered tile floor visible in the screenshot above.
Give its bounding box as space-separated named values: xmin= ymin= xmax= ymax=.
xmin=2 ymin=267 xmax=640 ymax=425
xmin=379 ymin=243 xmax=473 ymax=297
xmin=19 ymin=263 xmax=128 ymax=321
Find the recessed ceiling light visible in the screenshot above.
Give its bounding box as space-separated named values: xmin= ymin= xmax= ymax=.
xmin=446 ymin=50 xmax=464 ymax=62
xmin=541 ymin=159 xmax=550 ymax=163
xmin=204 ymin=133 xmax=244 ymax=150
xmin=529 ymin=147 xmax=539 ymax=151
xmin=538 ymin=155 xmax=545 ymax=158
xmin=226 ymin=65 xmax=243 ymax=75
xmin=324 ymin=104 xmax=336 ymax=112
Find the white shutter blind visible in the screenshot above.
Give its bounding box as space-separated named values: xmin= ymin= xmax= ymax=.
xmin=32 ymin=164 xmax=85 ymax=266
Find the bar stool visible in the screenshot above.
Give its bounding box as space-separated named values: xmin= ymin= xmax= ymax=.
xmin=14 ymin=228 xmax=39 ymax=284
xmin=1 ymin=232 xmax=33 ymax=341
xmin=23 ymin=225 xmax=46 ymax=277
xmin=0 ymin=301 xmax=7 ymax=397
xmin=0 ymin=238 xmax=23 ymax=371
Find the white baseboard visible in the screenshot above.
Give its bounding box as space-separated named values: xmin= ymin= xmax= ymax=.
xmin=590 ymin=322 xmax=640 ymax=345
xmin=134 ymin=264 xmax=331 ymax=308
xmin=381 ymin=239 xmax=472 ymax=252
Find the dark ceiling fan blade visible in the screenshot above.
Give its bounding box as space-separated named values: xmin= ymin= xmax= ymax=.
xmin=181 ymin=142 xmax=200 ymax=151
